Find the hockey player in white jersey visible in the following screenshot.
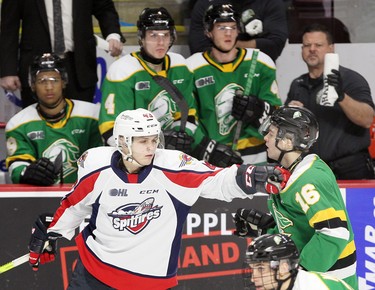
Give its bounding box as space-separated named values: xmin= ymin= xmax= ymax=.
xmin=27 ymin=108 xmax=290 ymax=290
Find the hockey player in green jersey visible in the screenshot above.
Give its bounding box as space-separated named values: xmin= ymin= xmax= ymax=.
xmin=233 ymin=106 xmax=358 ymax=289
xmin=187 ymin=4 xmax=282 ymax=165
xmin=244 ymin=234 xmax=354 ymax=290
xmin=5 ymin=53 xmax=103 ymax=185
xmin=99 ymin=7 xmax=243 ymax=168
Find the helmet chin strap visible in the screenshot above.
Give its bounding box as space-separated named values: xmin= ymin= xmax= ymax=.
xmin=275 ymin=139 xmax=291 ymax=164
xmin=275 ymin=269 xmax=298 ymax=290
xmin=274 ymin=139 xmax=302 ymax=172
xmin=123 ymin=153 xmax=143 ymax=168
xmin=117 ymin=144 xmax=144 ymax=168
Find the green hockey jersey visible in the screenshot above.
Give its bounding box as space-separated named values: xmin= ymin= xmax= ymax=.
xmin=186 ymin=48 xmax=282 ymax=154
xmin=268 ymin=154 xmax=357 ymax=289
xmin=6 ymin=99 xmax=103 ymax=183
xmin=99 ymin=51 xmax=203 ymax=145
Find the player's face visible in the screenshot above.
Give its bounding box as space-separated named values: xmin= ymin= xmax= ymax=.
xmin=249 ymin=262 xmax=278 ymax=290
xmin=301 ymin=31 xmax=334 ymax=70
xmin=131 ymin=135 xmax=159 ymax=166
xmin=208 ymin=22 xmax=239 ymax=52
xmin=142 ymin=30 xmax=171 ymax=59
xmin=263 ymin=125 xmax=284 ymax=161
xmin=33 ymin=71 xmax=65 ymax=108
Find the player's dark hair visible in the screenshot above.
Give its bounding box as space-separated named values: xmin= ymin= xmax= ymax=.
xmin=302 ymin=23 xmax=334 ymax=44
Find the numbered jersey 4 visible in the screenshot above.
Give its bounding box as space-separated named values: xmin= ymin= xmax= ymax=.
xmin=98 ymin=51 xmax=197 ymax=137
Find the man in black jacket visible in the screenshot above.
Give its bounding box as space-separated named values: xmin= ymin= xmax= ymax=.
xmin=0 ymin=0 xmax=125 ymax=107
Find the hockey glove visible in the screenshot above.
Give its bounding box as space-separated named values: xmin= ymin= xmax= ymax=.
xmin=244 ymin=18 xmax=263 ymax=36
xmin=233 ymin=208 xmax=275 ymax=237
xmin=326 ymin=69 xmax=344 ymax=102
xmin=192 ymin=137 xmax=243 ymax=167
xmin=20 ymin=158 xmax=58 ymax=185
xmin=232 ymin=89 xmax=265 ymax=127
xmin=236 ymin=164 xmax=291 ymax=195
xmin=28 ymin=213 xmax=62 ymax=271
xmin=163 ymin=130 xmax=194 ymax=153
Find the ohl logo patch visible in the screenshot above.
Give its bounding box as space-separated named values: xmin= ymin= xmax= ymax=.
xmin=108 ymin=197 xmax=163 ymax=234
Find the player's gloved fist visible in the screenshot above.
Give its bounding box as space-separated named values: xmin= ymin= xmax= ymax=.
xmin=326 ymin=69 xmax=344 ymax=102
xmin=163 ymin=130 xmax=194 ymax=153
xmin=28 ymin=213 xmax=61 ymax=271
xmin=245 ymin=18 xmax=263 ymax=36
xmin=232 ymin=89 xmax=265 ymax=126
xmin=20 ymin=158 xmax=58 ymax=185
xmin=236 ymin=164 xmax=290 ymax=195
xmin=193 ymin=137 xmax=243 ymax=167
xmin=233 ymin=208 xmax=275 ymax=237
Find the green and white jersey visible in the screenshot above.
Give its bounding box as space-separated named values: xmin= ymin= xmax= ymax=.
xmin=99 ymin=51 xmax=202 ymax=145
xmin=6 ymin=99 xmax=103 ymax=183
xmin=293 ymin=270 xmax=354 ymax=290
xmin=268 ymin=154 xmax=357 ymax=289
xmin=186 ymin=48 xmax=282 ymax=153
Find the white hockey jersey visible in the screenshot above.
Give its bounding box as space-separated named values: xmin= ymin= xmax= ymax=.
xmin=48 ymin=146 xmax=250 ymax=290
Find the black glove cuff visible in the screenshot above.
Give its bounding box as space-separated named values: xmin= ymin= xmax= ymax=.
xmin=235 ymin=165 xmax=257 ymax=195
xmin=191 ymin=136 xmax=215 ymax=161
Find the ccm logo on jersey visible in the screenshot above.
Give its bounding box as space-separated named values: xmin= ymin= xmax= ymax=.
xmin=108 ymin=197 xmax=163 ymax=234
xmin=173 ymin=79 xmax=184 ymax=84
xmin=140 ymin=189 xmax=159 ymax=194
xmin=245 ymin=165 xmax=255 ymax=188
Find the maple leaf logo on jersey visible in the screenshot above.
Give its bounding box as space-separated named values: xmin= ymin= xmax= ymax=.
xmin=108 ymin=197 xmax=163 ymax=234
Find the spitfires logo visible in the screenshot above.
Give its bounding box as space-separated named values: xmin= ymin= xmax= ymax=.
xmin=179 ymin=153 xmax=193 ymax=167
xmin=108 ymin=197 xmax=163 ymax=234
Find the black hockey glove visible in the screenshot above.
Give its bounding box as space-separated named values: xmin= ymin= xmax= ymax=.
xmin=236 ymin=164 xmax=291 ymax=195
xmin=233 ymin=208 xmax=275 ymax=237
xmin=102 ymin=128 xmax=116 ymax=147
xmin=28 ymin=213 xmax=62 ymax=271
xmin=20 ymin=158 xmax=58 ymax=185
xmin=326 ymin=69 xmax=344 ymax=102
xmin=192 ymin=137 xmax=243 ymax=167
xmin=232 ymin=89 xmax=266 ymax=127
xmin=163 ymin=130 xmax=194 ymax=153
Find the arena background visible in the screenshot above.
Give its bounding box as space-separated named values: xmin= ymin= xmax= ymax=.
xmin=1 ymin=1 xmax=375 ymax=288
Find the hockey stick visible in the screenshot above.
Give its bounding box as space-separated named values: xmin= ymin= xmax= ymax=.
xmin=0 ymin=242 xmax=50 ymax=274
xmin=0 ymin=253 xmax=29 ymax=274
xmin=232 ymin=49 xmax=259 ymax=151
xmin=54 ymin=151 xmax=63 ymax=185
xmin=152 ymin=75 xmax=189 ymax=132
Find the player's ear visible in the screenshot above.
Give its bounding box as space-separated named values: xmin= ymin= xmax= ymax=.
xmin=278 ymin=260 xmax=291 ymax=275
